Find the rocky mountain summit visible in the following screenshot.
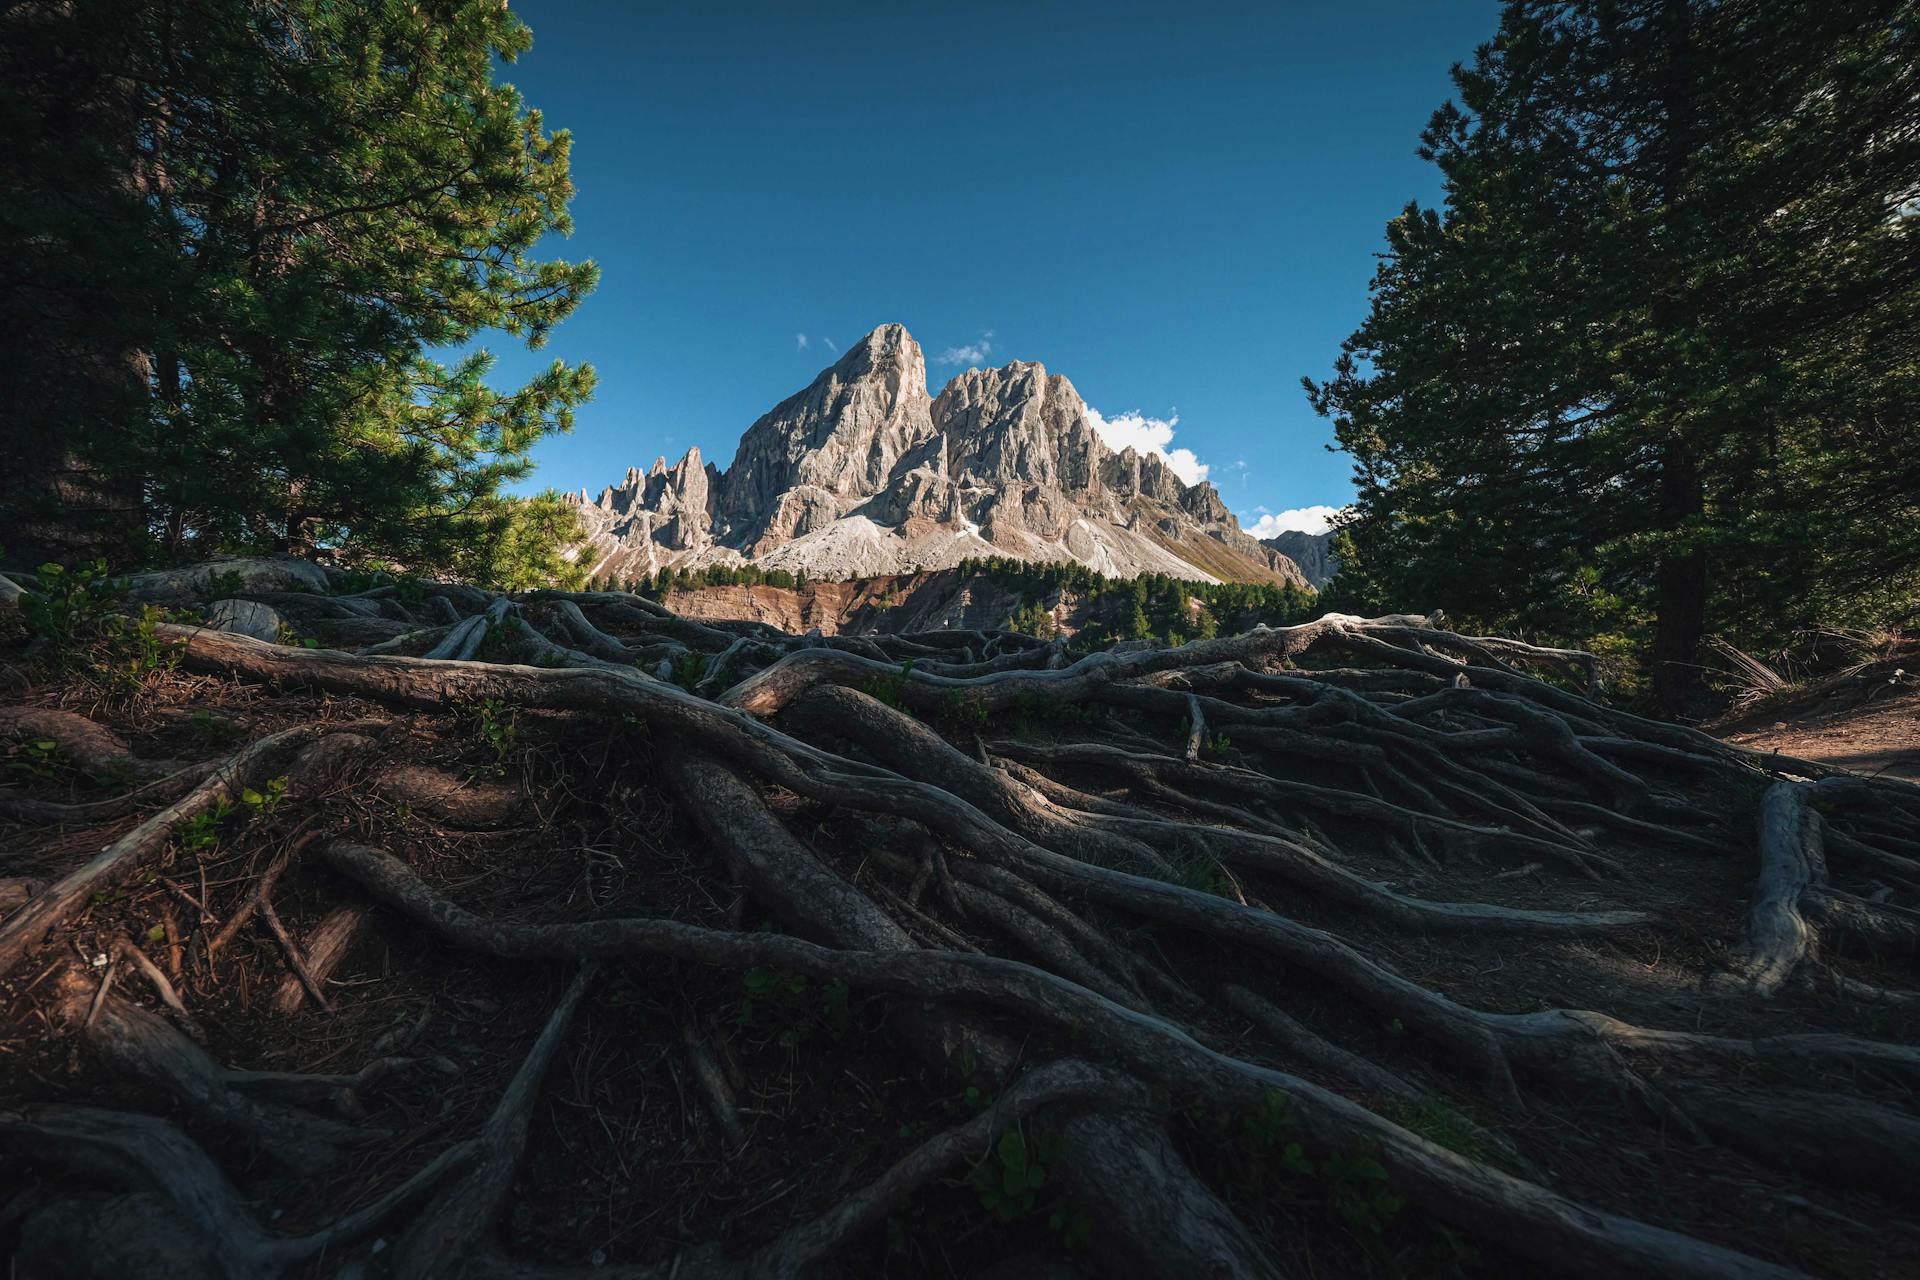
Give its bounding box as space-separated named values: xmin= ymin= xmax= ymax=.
xmin=565 ymin=325 xmax=1307 ymax=586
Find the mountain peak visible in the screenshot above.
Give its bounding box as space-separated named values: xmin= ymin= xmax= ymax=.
xmin=568 ymin=329 xmax=1308 ymax=588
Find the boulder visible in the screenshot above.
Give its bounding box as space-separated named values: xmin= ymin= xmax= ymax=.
xmin=124 ymin=556 xmax=330 ymax=604
xmin=205 ymin=598 xmax=285 ymax=643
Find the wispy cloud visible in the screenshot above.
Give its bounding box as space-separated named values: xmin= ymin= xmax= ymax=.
xmin=796 ymin=333 xmax=809 ymax=351
xmin=1240 ymin=505 xmax=1343 ymax=538
xmin=822 ymin=335 xmax=839 ymax=354
xmin=1085 ymin=406 xmax=1208 ymax=485
xmin=936 ymin=329 xmax=996 ymax=366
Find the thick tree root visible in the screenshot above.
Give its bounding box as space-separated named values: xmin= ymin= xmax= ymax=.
xmin=316 ymin=837 xmax=1809 ymax=1280
xmin=0 ymin=724 xmax=377 ymax=974
xmin=3 ymin=581 xmax=1916 ymax=1277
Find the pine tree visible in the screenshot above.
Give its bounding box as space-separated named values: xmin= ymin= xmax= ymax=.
xmin=1308 ymin=0 xmax=1920 ymax=708
xmin=0 ymin=0 xmax=598 ymax=577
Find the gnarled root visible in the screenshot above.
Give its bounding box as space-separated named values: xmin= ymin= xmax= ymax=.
xmin=4 ymin=579 xmax=1915 ymax=1277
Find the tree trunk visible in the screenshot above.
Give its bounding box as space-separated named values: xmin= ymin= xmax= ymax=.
xmin=1649 ymin=0 xmax=1706 ymax=716
xmin=0 ymin=0 xmax=151 ymax=570
xmin=1652 ymin=437 xmax=1708 ymax=714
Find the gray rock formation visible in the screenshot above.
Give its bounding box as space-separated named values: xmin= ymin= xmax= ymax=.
xmin=715 ymin=323 xmax=933 ymax=554
xmin=567 ymin=446 xmax=730 ymax=579
xmin=565 ymin=324 xmax=1308 ymax=588
xmin=1260 ymin=530 xmax=1337 ymax=589
xmin=205 ymin=598 xmax=284 ymax=643
xmin=123 ymin=556 xmax=331 ymax=604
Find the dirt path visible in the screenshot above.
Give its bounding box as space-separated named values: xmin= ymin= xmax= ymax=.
xmin=1713 ymin=679 xmax=1920 ymax=782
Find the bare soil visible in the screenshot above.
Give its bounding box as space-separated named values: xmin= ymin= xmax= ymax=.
xmin=1713 ymin=680 xmax=1920 ymax=783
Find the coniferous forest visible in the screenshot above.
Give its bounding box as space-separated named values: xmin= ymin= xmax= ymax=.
xmin=1308 ymin=3 xmax=1919 ymax=710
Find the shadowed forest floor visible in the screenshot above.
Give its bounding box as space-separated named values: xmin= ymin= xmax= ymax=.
xmin=3 ymin=573 xmax=1919 ymax=1279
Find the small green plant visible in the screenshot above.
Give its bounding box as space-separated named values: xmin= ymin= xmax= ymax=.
xmin=736 ymin=965 xmax=808 ymax=1030
xmin=332 ymin=565 xmax=390 ymax=595
xmin=474 ymin=697 xmax=518 ymax=773
xmin=175 ymin=798 xmax=234 ymax=853
xmin=203 ymin=568 xmax=246 ymax=600
xmin=859 ymin=660 xmax=917 ymax=712
xmin=109 ymin=605 xmax=183 ymax=692
xmin=20 ymin=562 xmax=179 ymax=697
xmin=670 ymin=651 xmax=710 ymax=690
xmin=1204 ymin=731 xmax=1233 ymax=761
xmin=20 ymin=560 xmax=126 ymax=654
xmin=964 ymin=1126 xmax=1093 ymax=1247
xmin=1168 ymin=852 xmax=1236 ymax=899
xmin=7 ymin=737 xmax=66 ymax=780
xmin=1322 ymin=1144 xmax=1405 ymax=1234
xmin=240 ymin=775 xmax=288 ymax=815
xmin=1232 ymin=1090 xmax=1404 ymax=1234
xmin=942 ymin=690 xmax=992 ymax=730
xmin=477 ymin=615 xmax=525 ymax=659
xmin=273 ymin=621 xmax=322 ymax=649
xmin=1047 ymin=1205 xmax=1093 ymax=1250
xmin=939 ymin=1048 xmax=999 ymax=1116
xmin=1007 ymin=692 xmax=1092 ymax=740
xmin=1240 ymin=1089 xmax=1315 ymax=1172
xmin=1378 ymin=1096 xmax=1505 ymax=1168
xmin=971 ymin=1127 xmax=1058 ymax=1221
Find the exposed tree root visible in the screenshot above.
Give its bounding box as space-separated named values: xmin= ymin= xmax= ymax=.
xmin=268 ymin=905 xmax=365 ymax=1015
xmin=314 ymin=838 xmax=1812 ymax=1280
xmin=0 ymin=723 xmax=377 ymax=973
xmin=0 ymin=705 xmax=188 ymax=784
xmin=3 ymin=578 xmax=1917 ymax=1277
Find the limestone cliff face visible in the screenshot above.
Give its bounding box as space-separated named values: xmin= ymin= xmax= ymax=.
xmin=565 ymin=324 xmax=1307 ymax=588
xmin=566 ymin=446 xmax=725 ymax=578
xmin=714 ymin=323 xmax=933 ymax=554
xmin=1261 ymin=530 xmax=1338 ymax=589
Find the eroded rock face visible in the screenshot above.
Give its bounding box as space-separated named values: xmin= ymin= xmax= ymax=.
xmin=567 ymin=445 xmax=731 ymax=580
xmin=566 ymin=324 xmax=1308 ymax=588
xmin=714 ymin=323 xmax=934 ymax=549
xmin=1261 ymin=530 xmax=1338 ymax=589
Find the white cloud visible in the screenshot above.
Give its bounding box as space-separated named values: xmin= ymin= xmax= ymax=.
xmin=796 ymin=333 xmax=809 ymax=351
xmin=1240 ymin=505 xmax=1343 ymax=539
xmin=1085 ymin=406 xmax=1209 ymax=485
xmin=822 ymin=335 xmax=838 ymax=353
xmin=937 ymin=329 xmax=996 ymax=366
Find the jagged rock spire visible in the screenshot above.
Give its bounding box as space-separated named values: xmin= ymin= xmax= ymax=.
xmin=565 ymin=325 xmax=1307 ymax=588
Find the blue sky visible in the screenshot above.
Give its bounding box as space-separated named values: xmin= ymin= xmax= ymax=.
xmin=491 ymin=0 xmax=1498 ymax=536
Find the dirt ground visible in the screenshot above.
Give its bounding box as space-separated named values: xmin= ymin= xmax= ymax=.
xmin=1712 ymin=678 xmax=1920 ymax=782
xmin=6 ymin=603 xmax=1920 ymax=1278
